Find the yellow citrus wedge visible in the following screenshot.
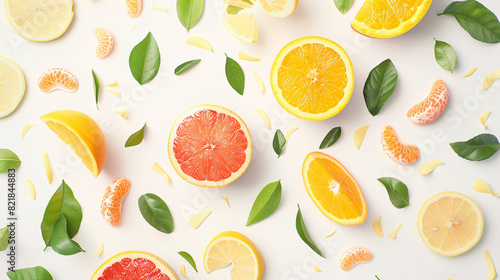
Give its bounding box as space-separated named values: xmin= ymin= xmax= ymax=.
xmin=271 ymin=36 xmax=355 ymax=121
xmin=0 ymin=57 xmax=25 ymax=118
xmin=41 ymin=110 xmax=106 ymax=177
xmin=351 ymin=0 xmax=432 ymax=38
xmin=417 ymin=191 xmax=484 ymax=257
xmin=302 ymin=152 xmax=367 ymax=226
xmin=5 ymin=0 xmax=74 ymax=41
xmin=91 ymin=251 xmax=178 ymax=280
xmin=223 ymin=0 xmax=258 ymax=43
xmin=259 ymin=0 xmax=298 ymax=18
xmin=203 ymin=231 xmax=264 ymax=280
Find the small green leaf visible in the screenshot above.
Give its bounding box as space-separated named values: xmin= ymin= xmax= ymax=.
xmin=129 ymin=32 xmax=161 ymax=85
xmin=7 ymin=266 xmax=53 ymax=280
xmin=246 ymin=180 xmax=282 ymax=226
xmin=0 ymin=226 xmax=9 ymax=251
xmin=92 ymin=69 xmax=100 ymax=109
xmin=177 ymin=0 xmax=204 ymax=31
xmin=175 ymin=59 xmax=201 ymax=75
xmin=319 ymin=127 xmax=342 ymax=149
xmin=178 ymin=251 xmax=198 ymax=272
xmin=138 ymin=193 xmax=174 ymax=234
xmin=296 ymin=204 xmax=324 ymax=258
xmin=438 ymin=0 xmax=500 ymax=44
xmin=125 ymin=123 xmax=146 ymax=147
xmin=225 ymin=54 xmax=245 ymax=95
xmin=0 ymin=149 xmax=21 ymax=173
xmin=334 ymin=0 xmax=354 ymax=14
xmin=450 ymin=133 xmax=500 ymax=161
xmin=377 ymin=177 xmax=410 ymax=209
xmin=363 ymin=59 xmax=398 ymax=116
xmin=273 ymin=129 xmax=286 ymax=157
xmin=376 ymin=276 xmax=381 ymax=280
xmin=50 ymin=214 xmax=85 ymax=255
xmin=434 ymin=40 xmax=457 ymax=73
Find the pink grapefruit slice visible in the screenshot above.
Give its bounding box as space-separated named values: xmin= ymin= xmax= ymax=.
xmin=168 ymin=104 xmax=252 ymax=188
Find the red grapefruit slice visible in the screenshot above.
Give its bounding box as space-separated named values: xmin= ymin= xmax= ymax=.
xmin=168 ymin=104 xmax=252 ymax=188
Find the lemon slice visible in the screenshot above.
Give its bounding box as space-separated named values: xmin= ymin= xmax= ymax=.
xmin=259 ymin=0 xmax=298 ymax=18
xmin=5 ymin=0 xmax=74 ymax=41
xmin=417 ymin=191 xmax=484 ymax=257
xmin=204 ymin=231 xmax=264 ymax=280
xmin=0 ymin=57 xmax=25 ymax=118
xmin=223 ymin=0 xmax=258 ymax=43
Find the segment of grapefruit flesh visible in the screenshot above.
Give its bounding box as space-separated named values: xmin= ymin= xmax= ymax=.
xmin=98 ymin=257 xmax=171 ymax=280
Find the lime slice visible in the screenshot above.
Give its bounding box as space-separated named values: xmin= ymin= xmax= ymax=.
xmin=0 ymin=57 xmax=25 ymax=118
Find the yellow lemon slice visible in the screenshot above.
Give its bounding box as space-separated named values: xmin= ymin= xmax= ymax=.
xmin=259 ymin=0 xmax=298 ymax=18
xmin=223 ymin=0 xmax=258 ymax=43
xmin=0 ymin=57 xmax=25 ymax=118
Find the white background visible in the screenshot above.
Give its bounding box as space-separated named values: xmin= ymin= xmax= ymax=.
xmin=1 ymin=0 xmax=500 ymax=279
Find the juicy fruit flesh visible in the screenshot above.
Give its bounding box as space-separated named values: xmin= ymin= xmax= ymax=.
xmin=381 ymin=125 xmax=419 ymax=164
xmin=206 ymin=238 xmax=258 ymax=279
xmin=97 ymin=257 xmax=171 ymax=280
xmin=101 ymin=178 xmax=131 ymax=226
xmin=225 ymin=13 xmax=258 ymax=42
xmin=93 ymin=27 xmax=114 ymax=59
xmin=126 ymin=0 xmax=142 ymax=17
xmin=307 ymin=157 xmax=363 ymax=220
xmin=339 ymin=246 xmax=373 ymax=271
xmin=0 ymin=60 xmax=23 ymax=114
xmin=173 ymin=109 xmax=248 ymax=182
xmin=278 ymin=43 xmax=348 ymax=114
xmin=407 ymin=79 xmax=449 ymax=125
xmin=355 ymin=0 xmax=424 ymax=30
xmin=38 ymin=68 xmax=79 ymax=93
xmin=260 ymin=0 xmax=286 ymax=13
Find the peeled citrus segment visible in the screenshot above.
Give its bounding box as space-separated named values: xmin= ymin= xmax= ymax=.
xmin=168 ymin=105 xmax=252 ymax=188
xmin=302 ymin=151 xmax=367 ymax=226
xmin=338 ymin=246 xmax=373 ymax=271
xmin=417 ymin=191 xmax=484 ymax=257
xmin=93 ymin=27 xmax=114 ymax=59
xmin=0 ymin=57 xmax=25 ymax=118
xmin=37 ymin=68 xmax=79 ymax=93
xmin=381 ymin=125 xmax=419 ymax=164
xmin=351 ymin=0 xmax=432 ymax=38
xmin=271 ymin=37 xmax=355 ymax=121
xmin=407 ymin=80 xmax=449 ymax=125
xmin=91 ymin=251 xmax=179 ymax=280
xmin=5 ymin=0 xmax=74 ymax=41
xmin=41 ymin=110 xmax=107 ymax=177
xmin=203 ymin=231 xmax=264 ymax=280
xmin=126 ymin=0 xmax=143 ymax=17
xmin=100 ymin=178 xmax=131 ymax=226
xmin=223 ymin=0 xmax=258 ymax=43
xmin=259 ymin=0 xmax=298 ymax=17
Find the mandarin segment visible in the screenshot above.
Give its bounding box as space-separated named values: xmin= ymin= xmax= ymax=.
xmin=338 ymin=246 xmax=373 ymax=271
xmin=126 ymin=0 xmax=143 ymax=17
xmin=407 ymin=79 xmax=449 ymax=125
xmin=381 ymin=125 xmax=419 ymax=164
xmin=37 ymin=68 xmax=79 ymax=93
xmin=100 ymin=178 xmax=131 ymax=226
xmin=93 ymin=27 xmax=114 ymax=59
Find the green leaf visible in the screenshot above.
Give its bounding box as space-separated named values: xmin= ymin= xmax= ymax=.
xmin=50 ymin=214 xmax=85 ymax=255
xmin=296 ymin=204 xmax=324 ymax=258
xmin=92 ymin=69 xmax=100 ymax=109
xmin=334 ymin=0 xmax=354 ymax=14
xmin=438 ymin=0 xmax=500 ymax=44
xmin=377 ymin=177 xmax=410 ymax=209
xmin=319 ymin=127 xmax=342 ymax=149
xmin=225 ymin=54 xmax=245 ymax=95
xmin=246 ymin=180 xmax=282 ymax=226
xmin=129 ymin=32 xmax=161 ymax=85
xmin=273 ymin=129 xmax=286 ymax=157
xmin=138 ymin=193 xmax=174 ymax=234
xmin=434 ymin=40 xmax=457 ymax=73
xmin=363 ymin=59 xmax=398 ymax=116
xmin=450 ymin=133 xmax=500 ymax=161
xmin=0 ymin=149 xmax=21 ymax=173
xmin=174 ymin=59 xmax=201 ymax=75
xmin=7 ymin=266 xmax=53 ymax=280
xmin=376 ymin=276 xmax=381 ymax=280
xmin=178 ymin=251 xmax=198 ymax=272
xmin=0 ymin=226 xmax=9 ymax=251
xmin=40 ymin=180 xmax=82 ymax=247
xmin=125 ymin=123 xmax=146 ymax=147
xmin=177 ymin=0 xmax=204 ymax=31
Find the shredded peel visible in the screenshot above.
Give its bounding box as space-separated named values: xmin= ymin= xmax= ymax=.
xmin=43 ymin=152 xmax=53 ymax=184
xmin=473 ymin=178 xmax=500 ymax=198
xmin=483 ymin=69 xmax=500 ymax=91
xmin=220 ymin=196 xmax=230 ymax=207
xmin=418 ymin=160 xmax=444 ymax=175
xmin=254 ymin=107 xmax=271 ymax=129
xmin=326 ymin=229 xmax=337 ymax=237
xmin=188 ymin=210 xmax=212 ymax=229
xmin=180 ymin=264 xmax=188 ymax=279
xmin=312 ymin=264 xmax=322 ymax=272
xmin=238 ymin=51 xmax=261 ymax=62
xmin=114 ymin=108 xmax=128 ymax=119
xmin=387 ymin=224 xmax=402 ymax=239
xmin=186 ymin=37 xmax=213 ymax=52
xmin=485 ymin=250 xmax=496 ymax=280
xmin=152 ymin=6 xmax=168 ymax=12
xmin=96 ymin=243 xmax=104 ymax=256
xmin=151 ymin=162 xmax=172 ymax=184
xmin=254 ymin=72 xmax=265 ymax=93
xmin=353 ymin=125 xmax=370 ymax=149
xmin=106 ymin=88 xmax=121 ymax=98
xmin=463 ymin=67 xmax=477 ymax=78
xmin=372 ymin=216 xmax=384 ymax=237
xmin=21 ymin=124 xmax=35 ymax=139
xmin=106 ymin=81 xmax=119 ymax=87
xmin=27 ymin=179 xmax=36 ymax=200
xmin=479 ymin=111 xmax=491 ymax=128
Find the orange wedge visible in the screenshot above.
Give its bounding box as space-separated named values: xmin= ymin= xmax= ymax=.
xmin=381 ymin=125 xmax=419 ymax=164
xmin=41 ymin=110 xmax=106 ymax=177
xmin=302 ymin=152 xmax=367 ymax=225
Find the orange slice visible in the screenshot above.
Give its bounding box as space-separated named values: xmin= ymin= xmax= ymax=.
xmin=168 ymin=105 xmax=252 ymax=188
xmin=338 ymin=246 xmax=373 ymax=271
xmin=93 ymin=27 xmax=114 ymax=59
xmin=351 ymin=0 xmax=432 ymax=38
xmin=271 ymin=37 xmax=355 ymax=121
xmin=407 ymin=79 xmax=449 ymax=125
xmin=381 ymin=125 xmax=419 ymax=164
xmin=302 ymin=151 xmax=367 ymax=226
xmin=100 ymin=178 xmax=131 ymax=226
xmin=126 ymin=0 xmax=142 ymax=17
xmin=41 ymin=110 xmax=107 ymax=177
xmin=37 ymin=68 xmax=78 ymax=93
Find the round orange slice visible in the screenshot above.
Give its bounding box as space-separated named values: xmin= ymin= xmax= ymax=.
xmin=100 ymin=178 xmax=131 ymax=226
xmin=338 ymin=246 xmax=373 ymax=271
xmin=93 ymin=27 xmax=114 ymax=59
xmin=407 ymin=79 xmax=449 ymax=125
xmin=381 ymin=125 xmax=419 ymax=164
xmin=302 ymin=151 xmax=367 ymax=226
xmin=37 ymin=68 xmax=79 ymax=93
xmin=168 ymin=105 xmax=252 ymax=188
xmin=126 ymin=0 xmax=142 ymax=17
xmin=271 ymin=36 xmax=355 ymax=121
